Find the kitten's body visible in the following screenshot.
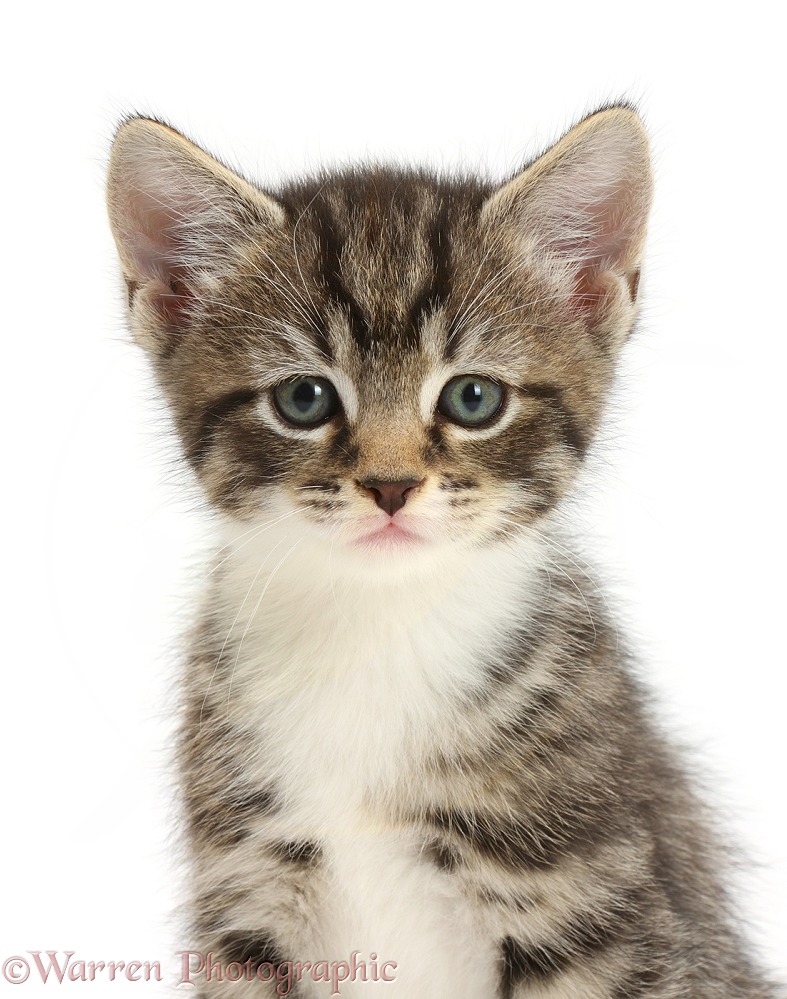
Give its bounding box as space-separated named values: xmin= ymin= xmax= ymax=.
xmin=190 ymin=534 xmax=534 ymax=997
xmin=107 ymin=109 xmax=782 ymax=997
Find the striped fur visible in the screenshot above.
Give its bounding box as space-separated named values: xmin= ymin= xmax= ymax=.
xmin=107 ymin=108 xmax=782 ymax=997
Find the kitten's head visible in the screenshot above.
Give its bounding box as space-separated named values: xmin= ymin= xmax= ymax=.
xmin=106 ymin=108 xmax=651 ymax=573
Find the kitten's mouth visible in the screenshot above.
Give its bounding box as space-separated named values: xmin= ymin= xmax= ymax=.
xmin=357 ymin=520 xmax=423 ymax=548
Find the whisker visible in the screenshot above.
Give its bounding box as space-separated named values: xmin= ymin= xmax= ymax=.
xmin=225 ymin=539 xmax=303 ymax=720
xmin=199 ymin=535 xmax=287 ymax=727
xmin=207 ymin=507 xmax=304 ymax=575
xmin=447 ymin=241 xmax=500 ymax=340
xmin=449 ymin=253 xmax=527 ymax=343
xmin=497 ymin=516 xmax=598 ymax=646
xmin=291 ymin=184 xmax=331 ymax=327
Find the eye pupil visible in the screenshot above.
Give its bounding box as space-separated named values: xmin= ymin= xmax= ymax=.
xmin=292 ymin=381 xmax=318 ymax=412
xmin=462 ymin=381 xmax=483 ymax=412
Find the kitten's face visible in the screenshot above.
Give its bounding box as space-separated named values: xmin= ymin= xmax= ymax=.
xmin=107 ymin=111 xmax=651 ymax=569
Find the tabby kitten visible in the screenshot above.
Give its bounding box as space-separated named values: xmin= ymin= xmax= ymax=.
xmin=107 ymin=107 xmax=781 ymax=998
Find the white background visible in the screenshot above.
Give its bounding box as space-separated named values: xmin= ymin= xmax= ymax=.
xmin=1 ymin=0 xmax=784 ymax=993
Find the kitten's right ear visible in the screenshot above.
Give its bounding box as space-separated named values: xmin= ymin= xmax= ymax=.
xmin=106 ymin=117 xmax=285 ymax=351
xmin=481 ymin=106 xmax=653 ymax=344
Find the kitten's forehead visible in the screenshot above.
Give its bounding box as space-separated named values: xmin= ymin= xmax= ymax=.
xmin=280 ymin=170 xmax=491 ymax=361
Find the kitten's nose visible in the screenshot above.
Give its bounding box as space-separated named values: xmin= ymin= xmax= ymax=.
xmin=356 ymin=478 xmax=423 ymax=517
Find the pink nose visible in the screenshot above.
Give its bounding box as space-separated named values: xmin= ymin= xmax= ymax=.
xmin=357 ymin=478 xmax=422 ymax=517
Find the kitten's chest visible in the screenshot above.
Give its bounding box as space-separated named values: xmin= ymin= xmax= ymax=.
xmin=233 ymin=594 xmax=488 ymax=807
xmin=259 ymin=635 xmax=499 ymax=998
xmin=225 ymin=589 xmax=505 ymax=996
xmin=311 ymin=827 xmax=499 ymax=998
xmin=208 ymin=557 xmax=538 ymax=996
xmin=219 ymin=556 xmax=530 ymax=808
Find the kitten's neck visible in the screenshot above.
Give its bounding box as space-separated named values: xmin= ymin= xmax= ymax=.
xmin=208 ymin=521 xmax=551 ymax=705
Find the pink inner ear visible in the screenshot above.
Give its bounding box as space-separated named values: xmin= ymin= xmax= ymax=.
xmin=120 ymin=192 xmax=197 ymax=327
xmin=132 ymin=272 xmax=194 ymax=329
xmin=553 ymin=194 xmax=638 ymax=317
xmin=572 ymin=268 xmax=606 ymax=315
xmin=569 ymin=267 xmax=625 ymax=319
xmin=158 ymin=273 xmax=193 ymax=327
xmin=128 ymin=219 xmax=195 ymax=325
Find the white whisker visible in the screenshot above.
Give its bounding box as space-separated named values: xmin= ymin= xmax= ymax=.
xmin=199 ymin=535 xmax=287 ymax=727
xmin=207 ymin=507 xmax=304 ymax=575
xmin=224 ymin=539 xmax=302 ymax=720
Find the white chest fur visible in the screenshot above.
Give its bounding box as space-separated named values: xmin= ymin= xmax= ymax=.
xmin=209 ymin=532 xmax=544 ymax=996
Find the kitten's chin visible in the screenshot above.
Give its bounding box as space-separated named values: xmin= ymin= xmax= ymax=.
xmin=331 ymin=517 xmax=469 ymax=579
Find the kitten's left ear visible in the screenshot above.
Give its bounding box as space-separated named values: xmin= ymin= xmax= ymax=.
xmin=106 ymin=117 xmax=286 ymax=352
xmin=482 ymin=106 xmax=653 ymax=339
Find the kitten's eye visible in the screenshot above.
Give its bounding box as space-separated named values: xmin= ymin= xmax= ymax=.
xmin=437 ymin=375 xmax=504 ymax=427
xmin=273 ymin=377 xmax=340 ymax=427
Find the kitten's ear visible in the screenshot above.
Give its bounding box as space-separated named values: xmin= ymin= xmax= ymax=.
xmin=482 ymin=106 xmax=652 ymax=339
xmin=106 ymin=117 xmax=285 ymax=350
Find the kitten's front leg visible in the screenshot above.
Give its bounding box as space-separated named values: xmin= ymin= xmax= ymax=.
xmin=420 ymin=815 xmax=675 ymax=999
xmin=181 ymin=698 xmax=322 ymax=998
xmin=185 ymin=821 xmax=325 ymax=998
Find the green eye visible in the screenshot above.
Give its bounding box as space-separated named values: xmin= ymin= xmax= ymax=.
xmin=437 ymin=375 xmax=504 ymax=426
xmin=273 ymin=376 xmax=340 ymax=427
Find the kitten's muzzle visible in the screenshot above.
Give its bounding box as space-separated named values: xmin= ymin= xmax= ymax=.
xmin=356 ymin=478 xmax=424 ymax=517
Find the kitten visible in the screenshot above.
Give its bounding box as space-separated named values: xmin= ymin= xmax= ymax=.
xmin=107 ymin=107 xmax=782 ymax=998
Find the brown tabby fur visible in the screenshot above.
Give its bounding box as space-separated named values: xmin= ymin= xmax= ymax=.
xmin=106 ymin=106 xmax=783 ymax=998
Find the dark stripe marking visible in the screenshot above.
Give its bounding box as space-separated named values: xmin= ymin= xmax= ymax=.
xmin=612 ymin=964 xmax=663 ymax=999
xmin=189 ymin=788 xmax=278 ymax=848
xmin=427 ymin=807 xmax=548 ymax=869
xmin=311 ymin=199 xmax=371 ymax=351
xmin=424 ymin=801 xmax=611 ymax=872
xmin=440 ymin=475 xmax=479 ymax=491
xmin=218 ymin=932 xmax=286 ymax=973
xmin=192 ymin=388 xmax=258 ymax=466
xmin=519 ymin=383 xmax=587 ymax=456
xmin=405 ymin=196 xmax=453 ymax=343
xmin=422 ymin=838 xmax=459 ymax=873
xmin=500 ymin=913 xmax=622 ymax=995
xmin=425 ymin=422 xmax=449 ymax=460
xmin=300 ymin=480 xmax=341 ymax=493
xmin=194 ymin=886 xmax=248 ymax=935
xmin=271 ymin=840 xmax=321 ymax=866
xmin=248 ymin=271 xmax=334 ymax=362
xmin=327 ymin=423 xmax=358 ymax=467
